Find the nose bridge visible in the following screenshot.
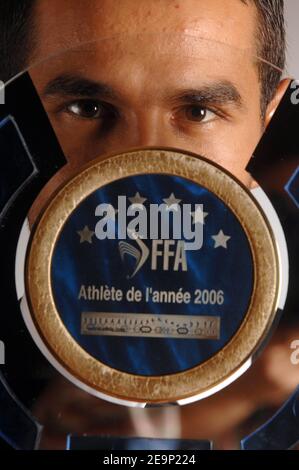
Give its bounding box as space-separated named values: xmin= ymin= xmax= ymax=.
xmin=117 ymin=59 xmax=172 ymax=147
xmin=134 ymin=105 xmax=167 ymax=147
xmin=136 ymin=104 xmax=165 ymax=146
xmin=109 ymin=56 xmax=175 ymax=149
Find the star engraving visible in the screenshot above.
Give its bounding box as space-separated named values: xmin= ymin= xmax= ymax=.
xmin=191 ymin=207 xmax=209 ymax=224
xmin=129 ymin=192 xmax=147 ymax=207
xmin=77 ymin=226 xmax=95 ymax=244
xmin=212 ymin=230 xmax=231 ymax=249
xmin=163 ymin=193 xmax=182 ymax=211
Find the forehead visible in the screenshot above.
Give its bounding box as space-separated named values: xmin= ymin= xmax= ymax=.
xmin=33 ymin=0 xmax=258 ymax=62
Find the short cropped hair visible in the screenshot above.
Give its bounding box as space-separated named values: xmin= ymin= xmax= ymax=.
xmin=0 ymin=0 xmax=286 ymax=115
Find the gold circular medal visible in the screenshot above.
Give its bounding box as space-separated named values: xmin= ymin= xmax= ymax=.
xmin=24 ymin=148 xmax=281 ymax=406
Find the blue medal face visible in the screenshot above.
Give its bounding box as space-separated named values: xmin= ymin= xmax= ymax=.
xmin=51 ymin=173 xmax=254 ymax=376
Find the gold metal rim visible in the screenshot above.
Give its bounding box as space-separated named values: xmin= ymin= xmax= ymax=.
xmin=25 ymin=148 xmax=279 ymax=404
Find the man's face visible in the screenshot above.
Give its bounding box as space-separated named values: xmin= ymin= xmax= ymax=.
xmin=30 ymin=0 xmax=264 ymax=187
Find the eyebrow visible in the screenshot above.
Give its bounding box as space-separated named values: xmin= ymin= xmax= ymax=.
xmin=42 ymin=74 xmax=120 ymax=100
xmin=42 ymin=74 xmax=243 ymax=108
xmin=167 ymin=82 xmax=243 ymax=108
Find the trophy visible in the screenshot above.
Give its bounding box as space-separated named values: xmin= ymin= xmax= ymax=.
xmin=0 ymin=33 xmax=298 ymax=451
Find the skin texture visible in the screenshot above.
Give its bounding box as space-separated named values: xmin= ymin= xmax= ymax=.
xmin=28 ymin=0 xmax=288 ymax=221
xmin=23 ymin=0 xmax=297 ymax=449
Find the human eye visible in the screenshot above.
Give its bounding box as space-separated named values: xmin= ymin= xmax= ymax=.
xmin=64 ymin=99 xmax=117 ymax=121
xmin=183 ymin=105 xmax=218 ymax=123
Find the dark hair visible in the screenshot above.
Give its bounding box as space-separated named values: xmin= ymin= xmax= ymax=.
xmin=243 ymin=0 xmax=286 ymax=115
xmin=0 ymin=0 xmax=285 ymax=112
xmin=0 ymin=0 xmax=36 ymax=83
